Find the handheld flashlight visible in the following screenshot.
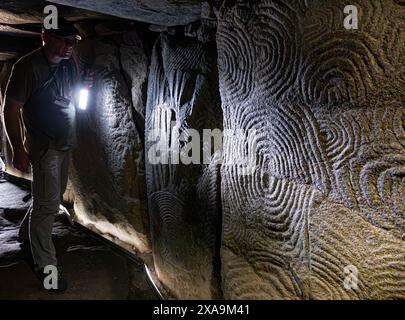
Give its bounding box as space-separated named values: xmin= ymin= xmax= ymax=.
xmin=78 ymin=63 xmax=92 ymax=110
xmin=78 ymin=88 xmax=89 ymax=110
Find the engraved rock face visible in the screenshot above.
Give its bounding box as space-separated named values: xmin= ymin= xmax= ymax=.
xmin=0 ymin=0 xmax=403 ymax=300
xmin=145 ymin=33 xmax=223 ymax=299
xmin=217 ymin=0 xmax=405 ymax=299
xmin=71 ymin=31 xmax=150 ymax=254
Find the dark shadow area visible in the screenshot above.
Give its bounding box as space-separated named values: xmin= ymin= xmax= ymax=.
xmin=0 ymin=178 xmax=160 ymax=300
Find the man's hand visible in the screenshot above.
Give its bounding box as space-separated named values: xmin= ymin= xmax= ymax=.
xmin=13 ymin=147 xmax=30 ymax=174
xmin=83 ymin=69 xmax=94 ymax=89
xmin=79 ymin=62 xmax=94 ymax=89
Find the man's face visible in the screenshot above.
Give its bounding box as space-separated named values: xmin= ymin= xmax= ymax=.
xmin=42 ymin=32 xmax=78 ymax=60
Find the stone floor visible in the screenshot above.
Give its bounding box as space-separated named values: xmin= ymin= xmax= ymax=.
xmin=0 ymin=177 xmax=160 ymax=300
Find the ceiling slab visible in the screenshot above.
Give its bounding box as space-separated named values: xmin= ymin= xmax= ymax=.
xmin=0 ymin=24 xmax=40 ymax=37
xmin=48 ymin=0 xmax=202 ymax=26
xmin=0 ymin=0 xmax=107 ymax=24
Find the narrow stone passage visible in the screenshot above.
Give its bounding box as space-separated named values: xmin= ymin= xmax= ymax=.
xmin=0 ymin=0 xmax=403 ymax=300
xmin=0 ymin=178 xmax=160 ymax=300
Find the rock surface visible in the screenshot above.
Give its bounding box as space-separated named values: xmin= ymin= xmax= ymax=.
xmin=71 ymin=30 xmax=150 ymax=255
xmin=145 ymin=33 xmax=223 ymax=299
xmin=0 ymin=0 xmax=106 ymax=24
xmin=216 ymin=0 xmax=405 ymax=299
xmin=49 ymin=0 xmax=203 ymax=26
xmin=0 ymin=0 xmax=404 ymax=300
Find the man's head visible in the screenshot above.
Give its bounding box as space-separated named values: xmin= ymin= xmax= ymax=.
xmin=41 ymin=18 xmax=82 ymax=60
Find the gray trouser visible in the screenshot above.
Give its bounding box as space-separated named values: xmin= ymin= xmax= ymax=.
xmin=19 ymin=148 xmax=70 ymax=271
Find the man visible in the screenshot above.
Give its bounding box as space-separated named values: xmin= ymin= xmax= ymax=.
xmin=3 ymin=18 xmax=88 ymax=292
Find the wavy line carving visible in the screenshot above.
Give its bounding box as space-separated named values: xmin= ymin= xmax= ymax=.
xmin=145 ymin=33 xmax=223 ymax=299
xmin=217 ymin=0 xmax=405 ymax=299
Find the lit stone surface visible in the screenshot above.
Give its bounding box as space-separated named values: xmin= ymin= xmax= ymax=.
xmin=145 ymin=33 xmax=223 ymax=299
xmin=71 ymin=30 xmax=150 ymax=254
xmin=217 ymin=0 xmax=405 ymax=299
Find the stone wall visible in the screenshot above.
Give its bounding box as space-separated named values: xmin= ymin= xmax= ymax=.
xmin=0 ymin=60 xmax=27 ymax=178
xmin=145 ymin=33 xmax=223 ymax=299
xmin=71 ymin=29 xmax=150 ymax=254
xmin=216 ymin=0 xmax=404 ymax=299
xmin=0 ymin=0 xmax=403 ymax=300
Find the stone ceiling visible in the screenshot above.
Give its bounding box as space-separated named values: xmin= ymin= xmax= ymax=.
xmin=48 ymin=0 xmax=202 ymax=26
xmin=0 ymin=0 xmax=208 ymax=60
